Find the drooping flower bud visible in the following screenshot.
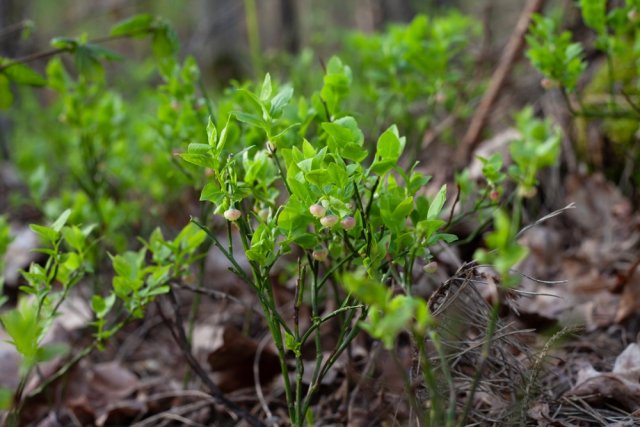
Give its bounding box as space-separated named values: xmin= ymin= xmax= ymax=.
xmin=223 ymin=208 xmax=242 ymax=222
xmin=312 ymin=248 xmax=328 ymax=262
xmin=320 ymin=214 xmax=338 ymax=228
xmin=423 ymin=261 xmax=438 ymax=274
xmin=341 ymin=216 xmax=356 ymax=230
xmin=309 ymin=204 xmax=326 ymax=218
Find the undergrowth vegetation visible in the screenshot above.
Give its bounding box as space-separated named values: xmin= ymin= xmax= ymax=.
xmin=0 ymin=1 xmax=639 ymax=425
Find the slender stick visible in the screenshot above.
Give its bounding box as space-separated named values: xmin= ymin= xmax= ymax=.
xmin=157 ymin=292 xmax=266 ymax=427
xmin=0 ymin=30 xmax=152 ymax=72
xmin=454 ymin=0 xmax=546 ymax=165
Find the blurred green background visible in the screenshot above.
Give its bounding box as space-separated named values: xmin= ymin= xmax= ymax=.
xmin=0 ymin=0 xmax=526 ymax=84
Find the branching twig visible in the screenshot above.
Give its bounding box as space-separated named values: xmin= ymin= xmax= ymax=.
xmin=157 ymin=291 xmax=266 ymax=427
xmin=0 ymin=30 xmax=151 ymax=72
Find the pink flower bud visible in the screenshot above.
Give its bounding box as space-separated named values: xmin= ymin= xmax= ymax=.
xmin=341 ymin=216 xmax=356 ymax=230
xmin=423 ymin=261 xmax=438 ymax=274
xmin=320 ymin=214 xmax=338 ymax=228
xmin=489 ymin=190 xmax=500 ymax=202
xmin=312 ymin=248 xmax=328 ymax=262
xmin=309 ymin=204 xmax=326 ymax=218
xmin=223 ymin=208 xmax=242 ymax=222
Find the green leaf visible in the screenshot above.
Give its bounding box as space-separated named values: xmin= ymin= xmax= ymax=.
xmin=427 ymin=184 xmax=447 ymax=220
xmin=200 ymin=182 xmax=225 ymax=205
xmin=233 ymin=111 xmax=264 ymax=128
xmin=206 ymin=117 xmax=217 ymax=147
xmin=260 ymin=73 xmax=272 ymax=101
xmin=284 ymin=332 xmax=300 ymax=356
xmin=152 ymin=20 xmax=179 ymax=59
xmin=0 ymin=298 xmax=43 ymax=368
xmin=91 ymin=293 xmax=116 ymax=318
xmin=0 ymin=75 xmax=13 ymax=109
xmin=74 ymin=45 xmax=104 ymax=78
xmin=179 ymin=153 xmax=213 ymax=168
xmin=270 ymin=86 xmax=293 ymax=116
xmin=51 ymin=209 xmax=71 ymax=233
xmin=50 ymin=37 xmax=78 ymax=51
xmin=187 ymin=143 xmax=211 ymax=154
xmin=392 ymin=197 xmax=414 ymax=222
xmin=216 ymin=116 xmax=232 ymax=153
xmin=0 ymin=60 xmax=46 ymax=86
xmin=174 ymin=223 xmax=206 ymax=252
xmin=30 ymin=224 xmax=58 ymax=244
xmin=579 ymin=0 xmax=606 ymax=33
xmin=62 ymin=226 xmax=85 ymax=252
xmin=147 ymin=265 xmax=171 ymax=288
xmin=376 ymin=125 xmax=404 ymax=161
xmin=322 ymin=117 xmax=363 ymax=145
xmin=111 ymin=250 xmax=145 ymax=281
xmin=36 ymin=342 xmax=69 ymax=363
xmin=342 ymin=271 xmax=389 ymax=307
xmin=321 ymin=117 xmax=367 ymax=162
xmin=110 ymin=14 xmax=154 ymax=36
xmin=45 ymin=57 xmax=71 ymax=92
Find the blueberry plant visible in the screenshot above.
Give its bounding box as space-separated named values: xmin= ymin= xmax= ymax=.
xmin=527 ymin=0 xmax=640 ymax=192
xmin=0 ymin=7 xmax=565 ymax=427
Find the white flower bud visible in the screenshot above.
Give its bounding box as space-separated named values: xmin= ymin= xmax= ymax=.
xmin=423 ymin=261 xmax=438 ymax=274
xmin=341 ymin=216 xmax=356 ymax=230
xmin=223 ymin=208 xmax=242 ymax=222
xmin=309 ymin=204 xmax=326 ymax=218
xmin=312 ymin=248 xmax=328 ymax=262
xmin=320 ymin=214 xmax=338 ymax=228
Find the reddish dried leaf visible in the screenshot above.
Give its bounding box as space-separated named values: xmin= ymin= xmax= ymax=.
xmin=207 ymin=326 xmax=280 ymax=392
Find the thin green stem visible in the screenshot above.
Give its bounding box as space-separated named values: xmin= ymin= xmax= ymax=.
xmin=272 ymin=150 xmax=292 ymax=195
xmin=191 ymin=218 xmax=253 ymax=285
xmin=605 ymin=47 xmax=617 ymax=112
xmin=302 ymin=307 xmax=367 ymax=417
xmin=293 ymin=259 xmax=305 ymax=425
xmin=299 ymin=304 xmax=365 ymax=345
xmin=310 ymin=258 xmax=324 ymax=402
xmin=428 ymin=330 xmax=456 ymax=425
xmin=416 ymin=334 xmax=442 ymax=425
xmin=184 ymin=205 xmax=213 ymax=387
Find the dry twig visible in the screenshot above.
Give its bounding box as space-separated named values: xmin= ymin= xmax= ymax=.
xmin=454 ymin=0 xmax=547 ymax=166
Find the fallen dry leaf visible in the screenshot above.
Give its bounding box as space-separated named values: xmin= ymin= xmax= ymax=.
xmin=616 ymin=269 xmax=640 ymax=323
xmin=64 ymin=360 xmax=141 ymax=424
xmin=207 ymin=326 xmax=280 ymax=392
xmin=567 ymin=344 xmax=640 ymax=411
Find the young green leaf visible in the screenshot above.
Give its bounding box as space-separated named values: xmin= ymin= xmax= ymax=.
xmin=427 ymin=184 xmax=447 ymax=220
xmin=110 ymin=14 xmax=154 ymax=37
xmin=0 ymin=59 xmax=46 ymax=86
xmin=579 ymin=0 xmax=607 ymax=34
xmin=260 ymin=73 xmax=272 ymax=101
